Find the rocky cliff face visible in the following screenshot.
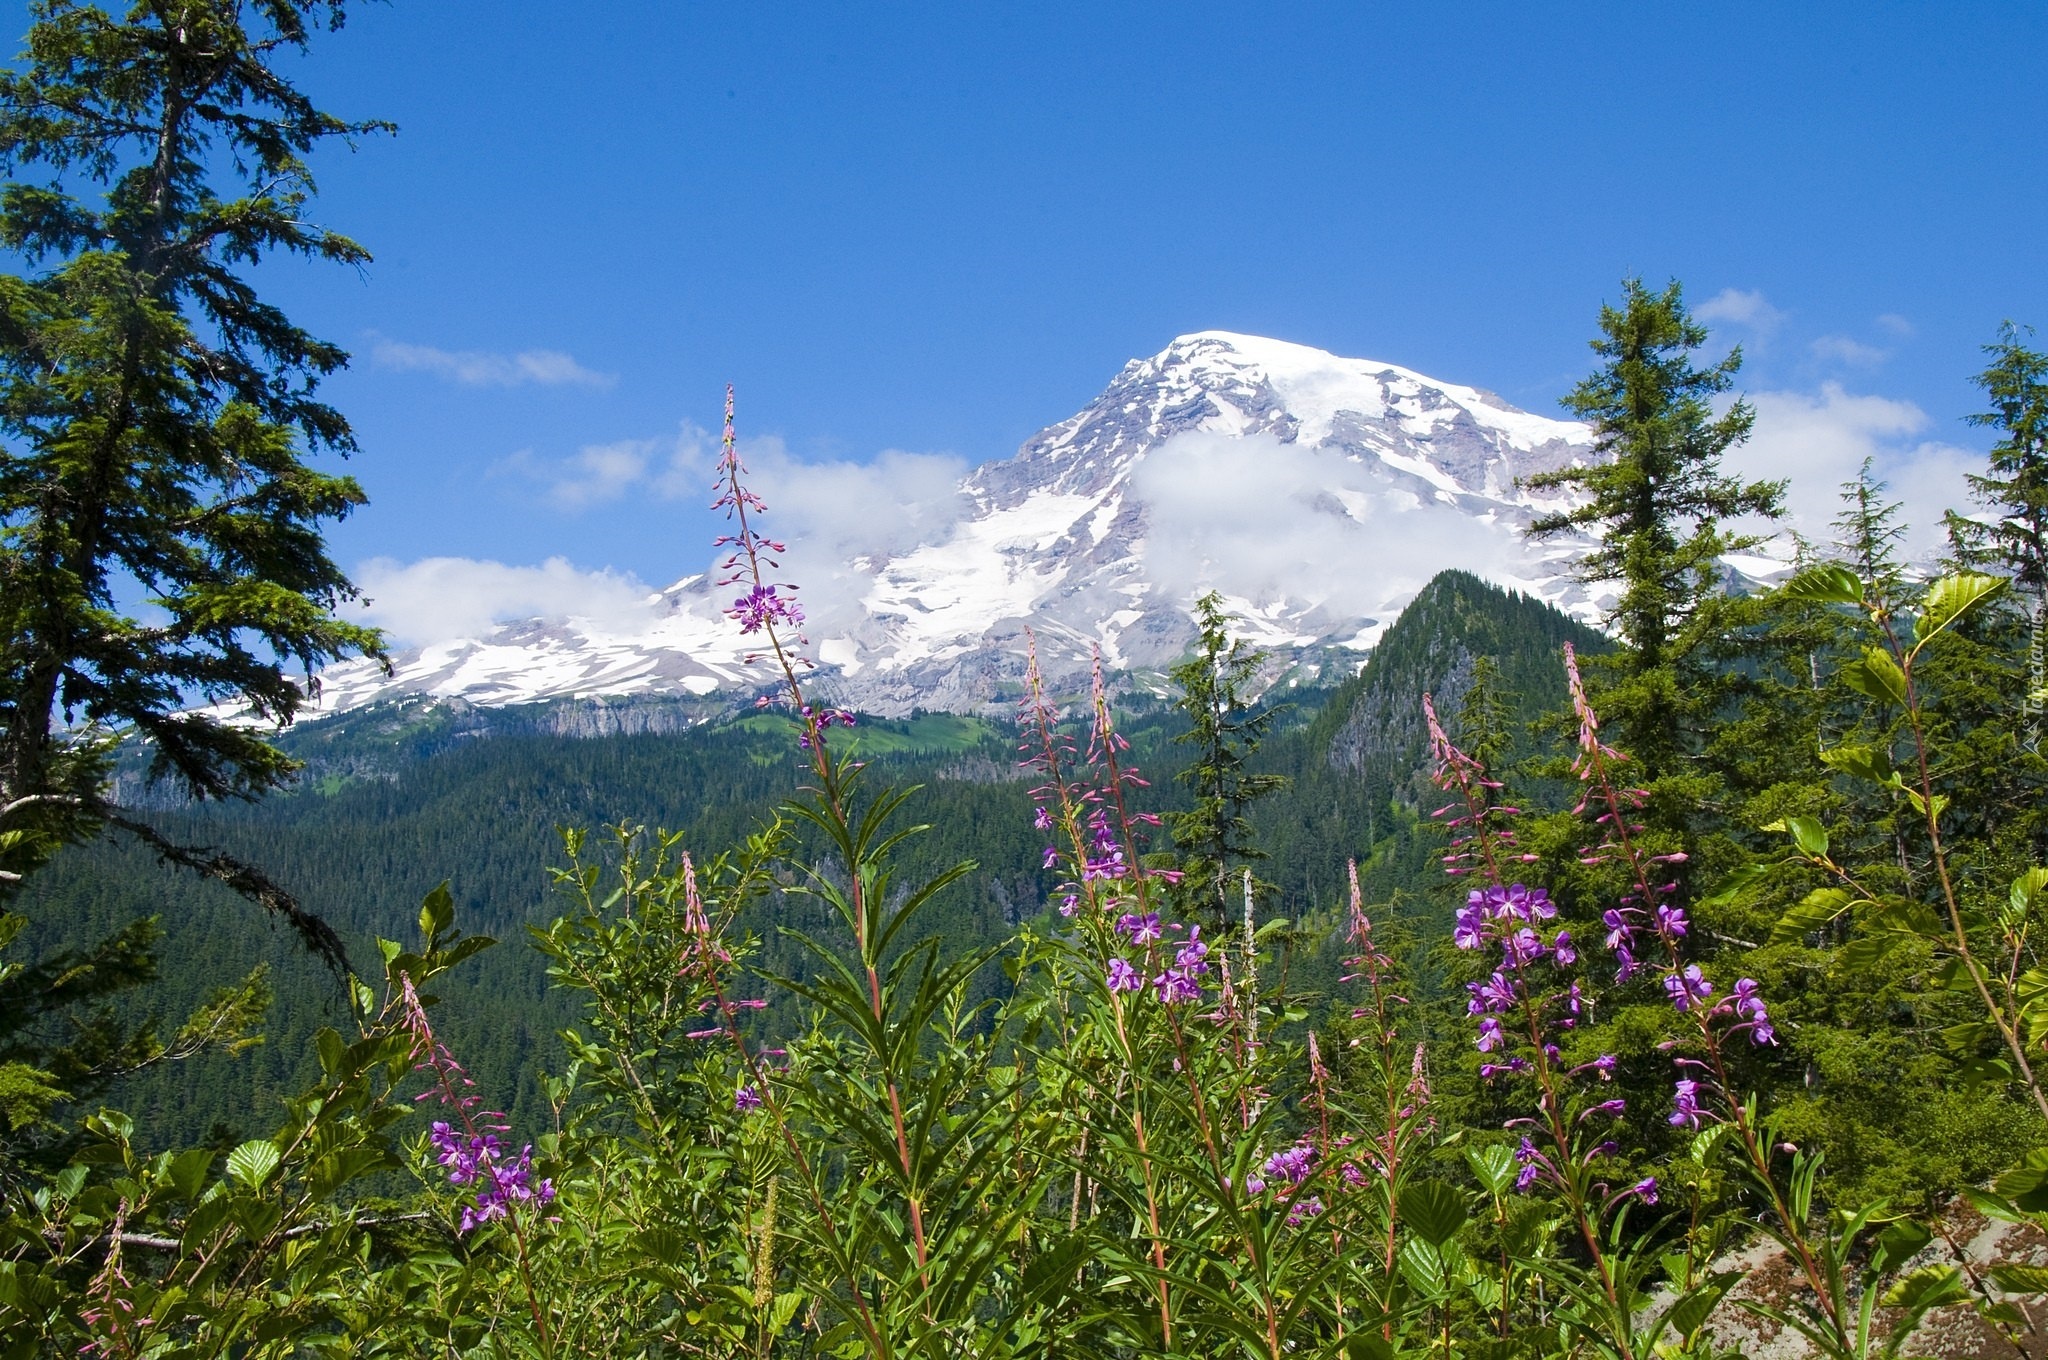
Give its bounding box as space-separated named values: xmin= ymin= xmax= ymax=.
xmin=306 ymin=331 xmax=1611 ymax=721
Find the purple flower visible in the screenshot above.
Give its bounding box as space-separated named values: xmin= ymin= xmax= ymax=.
xmin=1664 ymin=964 xmax=1713 ymax=1013
xmin=1614 ymin=946 xmax=1638 ymax=983
xmin=1286 ymin=1195 xmax=1325 ymax=1226
xmin=1032 ymin=806 xmax=1052 ymax=831
xmin=1116 ymin=911 xmax=1162 ymax=944
xmin=1668 ymin=1078 xmax=1704 ymax=1129
xmin=1264 ymin=1143 xmax=1316 ymax=1186
xmin=1732 ymin=977 xmax=1777 ymax=1045
xmin=1244 ymin=1174 xmax=1267 ymax=1195
xmin=1602 ymin=908 xmax=1633 ymax=950
xmin=1476 ymin=1016 xmax=1505 ymax=1053
xmin=727 ymin=584 xmax=803 ymax=634
xmin=1627 ymin=1177 xmax=1658 ymax=1206
xmin=1106 ymin=957 xmax=1143 ymax=993
xmin=1453 ymin=901 xmax=1486 ymax=951
xmin=1153 ymin=968 xmax=1201 ymax=1005
xmin=1551 ymin=930 xmax=1577 ymax=967
xmin=735 ymin=1085 xmax=763 ymax=1113
xmin=1656 ymin=904 xmax=1689 ymax=938
xmin=1514 ymin=1163 xmax=1540 ymax=1192
xmin=1175 ymin=926 xmax=1209 ymax=971
xmin=1058 ymin=894 xmax=1079 ymax=917
xmin=1465 ymin=971 xmax=1516 ymax=1015
xmin=1503 ymin=926 xmax=1547 ymax=965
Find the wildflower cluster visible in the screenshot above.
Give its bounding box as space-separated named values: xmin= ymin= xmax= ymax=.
xmin=1561 ymin=644 xmax=1776 ymax=1138
xmin=428 ymin=1122 xmax=555 ymax=1232
xmin=1105 ymin=908 xmax=1211 ymax=1005
xmin=401 ymin=977 xmax=554 ymax=1234
xmin=1020 ymin=643 xmax=1181 ymax=924
xmin=713 ymin=385 xmax=810 ymax=666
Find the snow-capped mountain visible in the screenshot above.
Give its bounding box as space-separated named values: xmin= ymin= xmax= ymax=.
xmin=311 ymin=331 xmax=1609 ymax=717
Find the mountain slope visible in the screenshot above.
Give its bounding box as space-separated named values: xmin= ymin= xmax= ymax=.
xmin=311 ymin=332 xmax=1609 ymax=718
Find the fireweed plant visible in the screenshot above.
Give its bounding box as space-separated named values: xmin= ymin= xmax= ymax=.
xmin=1423 ymin=646 xmax=1987 ymax=1360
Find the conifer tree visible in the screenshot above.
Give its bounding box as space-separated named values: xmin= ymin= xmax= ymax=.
xmin=1949 ymin=323 xmax=2048 ymax=593
xmin=1167 ymin=590 xmax=1287 ymax=925
xmin=0 ymin=0 xmax=385 ymax=939
xmin=1526 ymin=278 xmax=1783 ymax=776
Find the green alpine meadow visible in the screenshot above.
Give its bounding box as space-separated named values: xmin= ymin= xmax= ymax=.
xmin=4 ymin=3 xmax=2048 ymax=1357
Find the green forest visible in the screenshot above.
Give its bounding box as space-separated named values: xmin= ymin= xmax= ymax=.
xmin=7 ymin=3 xmax=2048 ymax=1358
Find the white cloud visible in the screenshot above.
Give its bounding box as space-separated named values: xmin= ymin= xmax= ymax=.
xmin=371 ymin=337 xmax=616 ymax=389
xmin=1809 ymin=334 xmax=1890 ymax=367
xmin=498 ymin=438 xmax=661 ymax=510
xmin=723 ymin=440 xmax=972 ymax=627
xmin=1875 ymin=313 xmax=1915 ymax=338
xmin=1130 ymin=431 xmax=1531 ymax=618
xmin=345 ymin=555 xmax=657 ymax=645
xmin=1696 ymin=287 xmax=1786 ymax=335
xmin=1727 ymin=384 xmax=1978 ymax=559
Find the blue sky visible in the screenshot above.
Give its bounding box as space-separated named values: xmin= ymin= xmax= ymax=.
xmin=20 ymin=1 xmax=2047 ymax=641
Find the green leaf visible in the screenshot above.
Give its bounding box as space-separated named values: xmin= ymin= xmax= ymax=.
xmin=1995 ymin=1149 xmax=2048 ymax=1212
xmin=1989 ymin=1263 xmax=2048 ymax=1294
xmin=418 ymin=883 xmax=455 ymax=944
xmin=1666 ymin=1271 xmax=1737 ymax=1337
xmin=1881 ymin=1263 xmax=1965 ymax=1314
xmin=1783 ymin=815 xmax=1830 ymax=858
xmin=1398 ymin=1179 xmax=1469 ymax=1247
xmin=2010 ymin=868 xmax=2048 ymax=923
xmin=1780 ymin=564 xmax=1865 ymax=605
xmin=1818 ymin=742 xmax=1893 ymax=785
xmin=1464 ymin=1143 xmax=1516 ymax=1196
xmin=1874 ymin=1217 xmax=1932 ymax=1268
xmin=226 ymin=1139 xmax=281 ymax=1190
xmin=1770 ymin=886 xmax=1858 ymax=944
xmin=1839 ymin=646 xmax=1909 ymax=705
xmin=1702 ymin=861 xmax=1771 ymax=907
xmin=1915 ymin=571 xmax=2006 ymax=645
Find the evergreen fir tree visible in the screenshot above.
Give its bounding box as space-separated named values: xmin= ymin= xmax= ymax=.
xmin=1167 ymin=590 xmax=1288 ymax=925
xmin=0 ymin=0 xmax=386 ymax=944
xmin=1950 ymin=322 xmax=2048 ymax=594
xmin=1453 ymin=654 xmax=1513 ymax=773
xmin=1525 ymin=277 xmax=1784 ymax=776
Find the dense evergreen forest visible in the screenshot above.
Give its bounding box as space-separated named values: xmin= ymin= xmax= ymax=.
xmin=9 ymin=569 xmax=1601 ymax=1149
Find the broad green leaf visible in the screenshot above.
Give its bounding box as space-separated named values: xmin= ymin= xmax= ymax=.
xmin=1895 ymin=781 xmax=1951 ymax=823
xmin=1464 ymin=1143 xmax=1516 ymax=1196
xmin=1665 ymin=1271 xmax=1737 ymax=1337
xmin=168 ymin=1148 xmax=215 ymax=1201
xmin=226 ymin=1139 xmax=281 ymax=1190
xmin=1839 ymin=646 xmax=1908 ymax=705
xmin=1398 ymin=1179 xmax=1469 ymax=1247
xmin=1874 ymin=1217 xmax=1932 ymax=1268
xmin=1915 ymin=571 xmax=2006 ymax=645
xmin=1702 ymin=861 xmax=1771 ymax=907
xmin=1769 ymin=887 xmax=1857 ymax=944
xmin=1780 ymin=563 xmax=1865 ymax=605
xmin=1997 ymin=1150 xmax=2048 ymax=1214
xmin=1818 ymin=743 xmax=1893 ymax=785
xmin=1783 ymin=815 xmax=1829 ymax=858
xmin=2011 ymin=867 xmax=2048 ymax=921
xmin=418 ymin=883 xmax=455 ymax=944
xmin=1990 ymin=1263 xmax=2048 ymax=1294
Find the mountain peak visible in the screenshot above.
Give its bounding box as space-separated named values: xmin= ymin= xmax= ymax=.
xmin=308 ymin=334 xmax=1616 ymax=721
